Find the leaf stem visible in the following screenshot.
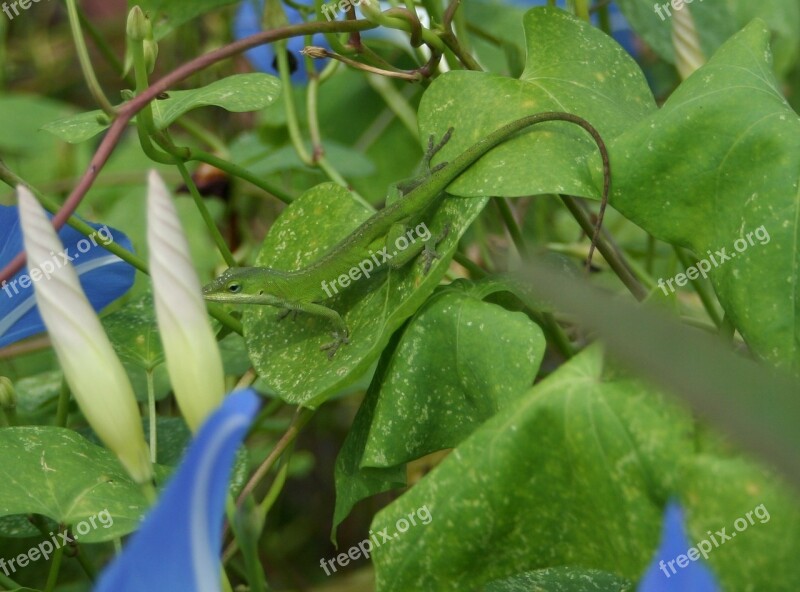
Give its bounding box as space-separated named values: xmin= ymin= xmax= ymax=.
xmin=55 ymin=377 xmax=70 ymax=428
xmin=675 ymin=246 xmax=723 ymax=327
xmin=174 ymin=159 xmax=237 ymax=267
xmin=65 ymin=0 xmax=116 ymax=116
xmin=236 ymin=408 xmax=314 ymax=506
xmin=146 ymin=369 xmax=157 ymax=464
xmin=559 ymin=194 xmax=648 ymax=301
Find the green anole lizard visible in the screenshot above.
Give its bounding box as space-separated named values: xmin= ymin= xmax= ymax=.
xmin=202 ymin=112 xmax=610 ymax=357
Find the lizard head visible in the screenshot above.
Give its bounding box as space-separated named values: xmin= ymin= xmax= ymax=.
xmin=202 ymin=267 xmax=288 ymax=306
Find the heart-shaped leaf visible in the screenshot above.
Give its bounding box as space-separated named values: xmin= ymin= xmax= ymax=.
xmin=333 ymin=282 xmax=545 ymax=535
xmin=417 ymin=7 xmax=656 ymax=200
xmin=608 ymin=20 xmax=800 ymax=371
xmin=371 ymin=346 xmax=693 ymax=590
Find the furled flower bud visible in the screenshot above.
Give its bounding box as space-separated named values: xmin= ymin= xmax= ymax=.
xmin=126 ymin=6 xmax=151 ymax=43
xmin=146 ymin=171 xmax=225 ymax=432
xmin=17 ymin=187 xmax=152 ymax=484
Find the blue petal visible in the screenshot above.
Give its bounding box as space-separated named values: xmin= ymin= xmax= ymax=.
xmin=505 ymin=0 xmax=639 ymax=57
xmin=94 ymin=389 xmax=261 ymax=592
xmin=234 ymin=0 xmax=330 ymax=82
xmin=638 ymin=501 xmax=721 ymax=592
xmin=0 ymin=205 xmax=136 ymax=348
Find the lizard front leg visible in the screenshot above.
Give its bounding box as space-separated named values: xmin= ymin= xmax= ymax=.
xmin=292 ymin=301 xmax=350 ymax=359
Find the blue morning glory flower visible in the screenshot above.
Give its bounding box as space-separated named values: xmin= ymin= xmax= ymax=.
xmin=508 ymin=0 xmax=639 ymax=58
xmin=233 ymin=0 xmax=417 ymax=82
xmin=94 ymin=388 xmax=260 ymax=592
xmin=0 ymin=205 xmax=135 ymax=348
xmin=234 ymin=0 xmax=330 ymax=82
xmin=638 ymin=501 xmax=720 ymax=592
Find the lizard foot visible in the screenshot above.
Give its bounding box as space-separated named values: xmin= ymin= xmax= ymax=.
xmin=421 ymin=224 xmax=451 ymax=274
xmin=320 ymin=330 xmax=350 ymax=359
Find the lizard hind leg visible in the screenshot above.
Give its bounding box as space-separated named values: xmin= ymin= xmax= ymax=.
xmin=424 ymin=127 xmax=455 ymax=169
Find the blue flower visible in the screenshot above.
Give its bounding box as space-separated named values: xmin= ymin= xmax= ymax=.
xmin=507 ymin=0 xmax=639 ymax=58
xmin=638 ymin=501 xmax=720 ymax=592
xmin=0 ymin=205 xmax=135 ymax=348
xmin=234 ymin=0 xmax=330 ymax=82
xmin=94 ymin=389 xmax=261 ymax=592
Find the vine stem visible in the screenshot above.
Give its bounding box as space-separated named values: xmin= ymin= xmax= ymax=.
xmin=0 ymin=18 xmax=376 ymax=285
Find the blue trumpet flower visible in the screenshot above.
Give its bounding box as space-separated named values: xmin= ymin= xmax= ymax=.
xmin=0 ymin=205 xmax=135 ymax=348
xmin=94 ymin=389 xmax=260 ymax=592
xmin=638 ymin=501 xmax=720 ymax=592
xmin=234 ymin=0 xmax=330 ymax=82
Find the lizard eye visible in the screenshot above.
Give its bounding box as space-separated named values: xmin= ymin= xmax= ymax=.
xmin=227 ymin=282 xmax=242 ymax=294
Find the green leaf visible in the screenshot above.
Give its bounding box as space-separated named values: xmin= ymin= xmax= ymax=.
xmin=242 ymin=182 xmax=488 ymax=406
xmin=149 ymin=74 xmax=281 ymax=129
xmin=484 ymin=567 xmax=633 ymax=592
xmin=104 ymin=292 xmax=164 ymax=371
xmin=371 ymin=347 xmax=694 ymax=590
xmin=417 ymin=7 xmax=655 ymax=200
xmin=42 ymin=74 xmax=281 ymax=144
xmin=128 ymin=0 xmax=239 ymax=39
xmin=608 ymin=20 xmax=800 ymax=371
xmin=362 ymin=281 xmax=546 ymax=467
xmin=103 ymin=292 xmax=172 ymax=402
xmin=681 ymin=456 xmax=800 ymax=591
xmin=332 ymin=284 xmax=546 ymax=536
xmin=0 ymin=427 xmax=150 ymax=543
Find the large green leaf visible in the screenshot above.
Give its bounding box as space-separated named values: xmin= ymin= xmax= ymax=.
xmin=416 ymin=7 xmax=655 ymax=200
xmin=361 ymin=281 xmax=545 ymax=467
xmin=0 ymin=427 xmax=149 ymax=543
xmin=242 ymin=182 xmax=488 ymax=406
xmin=332 ymin=283 xmax=545 ymax=536
xmin=371 ymin=347 xmax=694 ymax=590
xmin=608 ymin=20 xmax=800 ymax=371
xmin=42 ymin=74 xmax=281 ymax=144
